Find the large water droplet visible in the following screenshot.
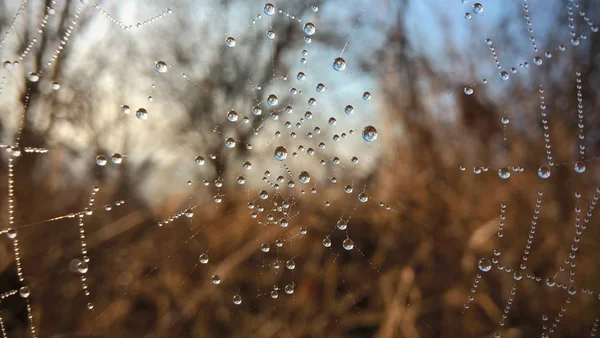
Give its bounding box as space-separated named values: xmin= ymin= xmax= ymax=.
xmin=274 ymin=146 xmax=287 ymax=161
xmin=538 ymin=166 xmax=551 ymax=179
xmin=267 ymin=94 xmax=278 ymax=106
xmin=332 ymin=57 xmax=346 ymax=71
xmin=472 ymin=3 xmax=483 ymax=14
xmin=136 ymin=108 xmax=148 ymax=120
xmin=303 ymin=22 xmax=316 ymax=35
xmin=299 ymin=171 xmax=311 ymax=184
xmin=362 ymin=125 xmax=378 ymax=142
xmin=343 ymin=238 xmax=354 ymax=250
xmin=263 ymin=3 xmax=275 ymax=16
xmin=478 ymin=258 xmax=492 ymax=272
xmin=155 ymin=61 xmax=168 ymax=73
xmin=225 ymin=37 xmax=236 ymax=47
xmin=574 ymin=161 xmax=586 ymax=174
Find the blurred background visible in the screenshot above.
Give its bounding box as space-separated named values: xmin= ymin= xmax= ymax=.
xmin=0 ymin=0 xmax=599 ymax=337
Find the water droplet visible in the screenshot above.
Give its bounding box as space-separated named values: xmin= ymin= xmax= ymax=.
xmin=259 ymin=190 xmax=269 ymax=200
xmin=286 ymin=260 xmax=295 ymax=269
xmin=212 ymin=275 xmax=221 ymax=284
xmin=267 ymin=94 xmax=278 ymax=106
xmin=284 ymin=284 xmax=295 ymax=294
xmin=498 ymin=167 xmax=511 ymax=179
xmin=538 ymin=166 xmax=551 ymax=179
xmin=252 ymin=106 xmax=262 ymax=116
xmin=501 ymin=117 xmax=510 ymax=125
xmin=533 ymin=56 xmax=543 ymax=65
xmin=297 ymin=72 xmax=306 ymax=81
xmin=574 ymin=161 xmax=586 ymax=174
xmin=264 ymin=3 xmax=275 ymax=16
xmin=571 ymin=37 xmax=580 ymax=46
xmin=299 ymin=20 xmax=315 ymax=37
xmin=136 ymin=108 xmax=148 ymax=120
xmin=472 ymin=2 xmax=483 ymax=14
xmin=499 ymin=71 xmax=510 ymax=80
xmin=77 ymin=261 xmax=89 ymax=274
xmin=362 ymin=125 xmax=378 ymax=142
xmin=19 ymin=286 xmax=30 ymax=298
xmin=323 ymin=237 xmax=332 ymax=247
xmin=316 ymin=83 xmax=326 ymax=93
xmin=155 ymin=61 xmax=168 ymax=73
xmin=358 ymin=192 xmax=369 ymax=202
xmin=121 ymin=105 xmax=131 ymax=115
xmin=225 ymin=36 xmax=236 ymax=47
xmin=28 ymin=72 xmax=41 ymax=82
xmin=274 ymin=146 xmax=287 ymax=161
xmin=111 ymin=153 xmax=123 ymax=164
xmin=233 ymin=294 xmax=242 ymax=305
xmin=266 ymin=30 xmax=276 ymax=40
xmin=51 ymin=81 xmax=60 ymax=90
xmin=464 ymin=86 xmax=474 ymax=95
xmin=199 ymin=253 xmax=209 ymax=264
xmin=243 ymin=161 xmax=252 ymax=170
xmin=96 ymin=155 xmax=107 ymax=166
xmin=343 ymin=238 xmax=354 ymax=250
xmin=225 ymin=138 xmax=236 ymax=148
xmin=6 ymin=228 xmax=17 ymax=239
xmin=332 ymin=57 xmax=346 ymax=71
xmin=299 ymin=171 xmax=311 ymax=184
xmin=227 ymin=110 xmax=239 ymax=122
xmin=478 ymin=258 xmax=492 ymax=272
xmin=362 ymin=92 xmax=372 ymax=100
xmin=195 ymin=156 xmax=205 ymax=165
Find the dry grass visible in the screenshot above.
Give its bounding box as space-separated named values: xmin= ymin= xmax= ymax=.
xmin=0 ymin=105 xmax=597 ymax=338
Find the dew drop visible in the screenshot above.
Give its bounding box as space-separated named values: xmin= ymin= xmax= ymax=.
xmin=96 ymin=155 xmax=107 ymax=166
xmin=136 ymin=108 xmax=148 ymax=120
xmin=274 ymin=146 xmax=288 ymax=161
xmin=538 ymin=166 xmax=551 ymax=179
xmin=19 ymin=286 xmax=30 ymax=298
xmin=332 ymin=57 xmax=346 ymax=71
xmin=263 ymin=3 xmax=275 ymax=16
xmin=478 ymin=258 xmax=492 ymax=272
xmin=498 ymin=167 xmax=511 ymax=179
xmin=362 ymin=125 xmax=378 ymax=142
xmin=227 ymin=110 xmax=239 ymax=122
xmin=303 ymin=22 xmax=316 ymax=35
xmin=298 ymin=171 xmax=311 ymax=184
xmin=28 ymin=72 xmax=41 ymax=82
xmin=343 ymin=238 xmax=354 ymax=250
xmin=574 ymin=161 xmax=586 ymax=174
xmin=155 ymin=61 xmax=168 ymax=73
xmin=225 ymin=36 xmax=236 ymax=47
xmin=225 ymin=137 xmax=236 ymax=148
